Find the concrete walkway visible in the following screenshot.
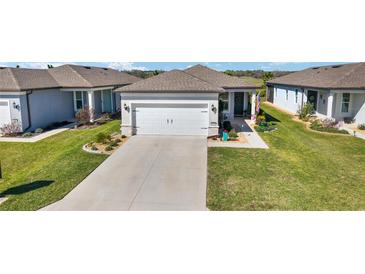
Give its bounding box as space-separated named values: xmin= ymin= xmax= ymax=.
xmin=0 ymin=123 xmax=76 ymax=143
xmin=42 ymin=136 xmax=207 ymax=211
xmin=208 ymin=119 xmax=269 ymax=149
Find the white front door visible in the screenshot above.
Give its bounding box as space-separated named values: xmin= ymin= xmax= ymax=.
xmin=0 ymin=100 xmax=11 ymax=127
xmin=133 ymin=103 xmax=209 ymax=136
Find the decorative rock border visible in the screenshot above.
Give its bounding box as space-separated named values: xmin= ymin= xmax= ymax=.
xmin=82 ymin=144 xmax=106 ymax=155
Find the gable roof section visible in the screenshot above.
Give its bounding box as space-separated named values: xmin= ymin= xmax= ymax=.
xmin=115 ymin=70 xmax=225 ymax=93
xmin=185 ymin=64 xmax=260 ymax=89
xmin=267 ymin=62 xmax=365 ymax=90
xmin=0 ymin=65 xmax=141 ymax=92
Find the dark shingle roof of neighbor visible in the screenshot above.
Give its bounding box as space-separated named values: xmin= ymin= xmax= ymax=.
xmin=0 ymin=64 xmax=141 ymax=92
xmin=185 ymin=64 xmax=261 ymax=89
xmin=267 ymin=62 xmax=365 ymax=90
xmin=115 ymin=70 xmax=225 ymax=93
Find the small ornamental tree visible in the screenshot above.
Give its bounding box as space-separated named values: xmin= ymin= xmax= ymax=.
xmin=0 ymin=121 xmax=21 ymax=136
xmin=75 ymin=107 xmax=95 ymax=125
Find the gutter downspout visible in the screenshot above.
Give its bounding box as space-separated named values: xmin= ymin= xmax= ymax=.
xmin=23 ymin=90 xmax=32 ymax=132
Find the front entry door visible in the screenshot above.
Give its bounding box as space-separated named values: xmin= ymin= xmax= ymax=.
xmin=234 ymin=92 xmax=244 ymax=116
xmin=307 ymin=90 xmax=318 ymax=110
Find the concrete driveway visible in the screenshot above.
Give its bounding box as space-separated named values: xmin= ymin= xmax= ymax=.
xmin=42 ymin=136 xmax=207 ymax=211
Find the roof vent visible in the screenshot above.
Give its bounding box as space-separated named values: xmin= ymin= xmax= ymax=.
xmin=0 ymin=67 xmax=5 ymax=69
xmin=312 ymin=67 xmax=319 ymax=70
xmin=103 ymin=68 xmax=108 ymax=70
xmin=331 ymin=65 xmax=342 ymax=68
xmin=84 ymin=66 xmax=91 ymax=69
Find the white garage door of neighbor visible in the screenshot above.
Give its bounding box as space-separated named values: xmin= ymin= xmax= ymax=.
xmin=0 ymin=100 xmax=11 ymax=127
xmin=134 ymin=103 xmax=209 ymax=136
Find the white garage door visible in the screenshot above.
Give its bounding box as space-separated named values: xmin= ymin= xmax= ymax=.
xmin=133 ymin=103 xmax=209 ymax=136
xmin=0 ymin=100 xmax=11 ymax=127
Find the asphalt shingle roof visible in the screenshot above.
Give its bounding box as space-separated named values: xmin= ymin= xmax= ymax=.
xmin=185 ymin=64 xmax=260 ymax=89
xmin=115 ymin=70 xmax=225 ymax=93
xmin=267 ymin=62 xmax=365 ymax=90
xmin=0 ymin=64 xmax=141 ymax=92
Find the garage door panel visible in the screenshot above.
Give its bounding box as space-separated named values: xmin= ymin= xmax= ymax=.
xmin=0 ymin=100 xmax=11 ymax=127
xmin=133 ymin=104 xmax=209 ymax=136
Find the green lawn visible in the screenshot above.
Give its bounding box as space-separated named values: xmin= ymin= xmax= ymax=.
xmin=207 ymin=103 xmax=365 ymax=210
xmin=0 ymin=120 xmax=120 ymax=210
xmin=240 ymin=76 xmax=263 ymax=86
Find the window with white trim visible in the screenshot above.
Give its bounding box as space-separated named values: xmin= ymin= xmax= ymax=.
xmin=286 ymin=90 xmax=288 ymax=101
xmin=341 ymin=93 xmax=350 ymax=113
xmin=74 ymin=91 xmax=84 ymax=111
xmin=219 ymin=93 xmax=229 ymax=112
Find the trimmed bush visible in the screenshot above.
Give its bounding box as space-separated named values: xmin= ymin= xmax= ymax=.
xmin=229 ymin=129 xmax=238 ymax=139
xmin=105 ymin=145 xmax=114 ymax=151
xmin=95 ymin=132 xmax=111 ymax=144
xmin=75 ymin=107 xmax=95 ymax=125
xmin=358 ymin=124 xmax=365 ymax=130
xmin=35 ymin=128 xmax=44 ymax=134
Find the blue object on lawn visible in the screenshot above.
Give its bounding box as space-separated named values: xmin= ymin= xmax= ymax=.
xmin=222 ymin=131 xmax=229 ymax=141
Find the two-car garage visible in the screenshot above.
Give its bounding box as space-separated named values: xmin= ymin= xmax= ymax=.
xmin=133 ymin=103 xmax=209 ymax=136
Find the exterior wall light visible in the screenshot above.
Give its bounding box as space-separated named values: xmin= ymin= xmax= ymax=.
xmin=211 ymin=104 xmax=217 ymax=113
xmin=12 ymin=102 xmax=20 ymax=110
xmin=123 ymin=103 xmax=129 ymax=112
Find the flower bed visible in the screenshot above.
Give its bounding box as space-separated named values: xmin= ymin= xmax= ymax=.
xmin=309 ymin=119 xmax=349 ymax=135
xmin=84 ymin=132 xmax=127 ymax=155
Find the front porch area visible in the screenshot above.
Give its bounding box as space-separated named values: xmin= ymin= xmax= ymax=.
xmin=208 ymin=118 xmax=268 ymax=149
xmin=219 ymin=89 xmax=258 ymax=123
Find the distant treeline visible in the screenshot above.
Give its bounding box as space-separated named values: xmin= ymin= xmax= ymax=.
xmin=124 ymin=69 xmax=293 ymax=79
xmin=224 ymin=70 xmax=293 ymax=78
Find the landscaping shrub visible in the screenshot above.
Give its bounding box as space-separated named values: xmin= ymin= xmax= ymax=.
xmin=256 ymin=115 xmax=266 ymax=125
xmin=0 ymin=121 xmax=21 ymax=136
xmin=110 ymin=140 xmax=119 ymax=147
xmin=255 ymin=121 xmax=277 ymax=132
xmin=22 ymin=132 xmax=34 ymax=137
xmin=91 ymin=145 xmax=98 ymax=151
xmin=121 ymin=135 xmax=127 ymax=139
xmin=75 ymin=107 xmax=95 ymax=125
xmin=321 ymin=118 xmax=338 ymax=128
xmin=229 ymin=129 xmax=238 ymax=139
xmin=105 ymin=145 xmax=114 ymax=151
xmin=35 ymin=128 xmax=44 ymax=134
xmin=310 ymin=119 xmax=348 ymax=134
xmin=358 ymin=123 xmax=365 ymax=130
xmin=297 ymin=102 xmax=314 ymax=121
xmin=95 ymin=132 xmax=111 ymax=144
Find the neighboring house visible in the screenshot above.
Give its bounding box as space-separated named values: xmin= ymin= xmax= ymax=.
xmin=115 ymin=65 xmax=260 ymax=136
xmin=0 ymin=65 xmax=140 ymax=132
xmin=266 ymin=63 xmax=365 ymax=124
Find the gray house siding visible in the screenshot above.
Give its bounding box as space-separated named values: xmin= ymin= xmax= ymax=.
xmin=26 ymin=89 xmax=74 ymax=131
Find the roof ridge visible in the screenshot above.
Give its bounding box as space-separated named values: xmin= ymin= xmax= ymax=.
xmin=181 ymin=69 xmax=224 ymax=90
xmin=66 ymin=65 xmax=93 ymax=87
xmin=7 ymin=68 xmax=21 ymax=90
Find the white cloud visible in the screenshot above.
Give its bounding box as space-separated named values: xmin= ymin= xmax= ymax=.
xmin=107 ymin=62 xmax=147 ymax=71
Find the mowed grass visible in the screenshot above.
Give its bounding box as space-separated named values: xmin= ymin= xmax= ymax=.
xmin=0 ymin=120 xmax=120 ymax=210
xmin=207 ymin=103 xmax=365 ymax=210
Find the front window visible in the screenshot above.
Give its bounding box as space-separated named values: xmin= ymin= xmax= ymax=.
xmin=219 ymin=93 xmax=229 ymax=112
xmin=341 ymin=93 xmax=350 ymax=113
xmin=286 ymin=90 xmax=288 ymax=101
xmin=74 ymin=91 xmax=84 ymax=111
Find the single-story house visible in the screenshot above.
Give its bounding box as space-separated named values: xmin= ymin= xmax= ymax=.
xmin=115 ymin=64 xmax=260 ymax=136
xmin=266 ymin=62 xmax=365 ymax=124
xmin=0 ymin=65 xmax=140 ymax=132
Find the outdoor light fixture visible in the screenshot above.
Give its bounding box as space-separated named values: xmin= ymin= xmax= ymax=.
xmin=12 ymin=102 xmax=20 ymax=110
xmin=211 ymin=104 xmax=217 ymax=113
xmin=123 ymin=103 xmax=129 ymax=112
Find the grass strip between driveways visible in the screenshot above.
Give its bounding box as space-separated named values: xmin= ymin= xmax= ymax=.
xmin=0 ymin=120 xmax=120 ymax=210
xmin=207 ymin=103 xmax=365 ymax=210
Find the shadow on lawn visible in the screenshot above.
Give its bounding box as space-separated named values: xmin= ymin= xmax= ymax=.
xmin=0 ymin=180 xmax=54 ymax=197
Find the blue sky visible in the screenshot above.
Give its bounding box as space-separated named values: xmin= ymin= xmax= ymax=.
xmin=0 ymin=62 xmax=347 ymax=71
